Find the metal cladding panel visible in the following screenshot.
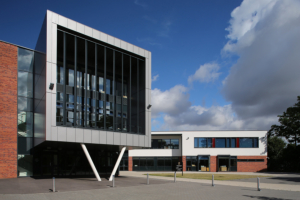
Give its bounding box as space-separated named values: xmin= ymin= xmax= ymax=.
xmin=92 ymin=30 xmax=101 ymax=40
xmin=67 ymin=19 xmax=76 ymax=31
xmin=107 ymin=35 xmax=114 ymax=45
xmin=76 ymin=128 xmax=84 ymax=143
xmin=51 ymin=23 xmax=57 ymax=65
xmin=57 ymin=127 xmax=66 ymax=141
xmin=51 ymin=93 xmax=56 ymax=126
xmin=51 ymin=63 xmax=56 ymax=94
xmin=120 ymin=40 xmax=127 ymax=50
xmin=92 ymin=130 xmax=100 ymax=144
xmin=139 ymin=48 xmax=145 ymax=57
xmin=66 ymin=128 xmax=76 ymax=142
xmin=139 ymin=135 xmax=144 ymax=146
xmin=83 ymin=129 xmax=92 ymax=143
xmin=46 ymin=93 xmax=51 ymax=140
xmin=126 ymin=134 xmax=133 ymax=146
xmin=101 ymin=33 xmax=108 ymax=43
xmin=114 ymin=38 xmax=121 ymax=47
xmin=46 ymin=11 xmax=52 ymax=63
xmin=58 ymin=15 xmax=67 ymax=27
xmin=133 ymin=135 xmax=139 ymax=146
xmin=100 ymin=131 xmax=107 ymax=144
xmin=107 ymin=132 xmax=114 ymax=144
xmin=114 ymin=132 xmax=121 ymax=145
xmin=121 ymin=134 xmax=126 ymax=145
xmin=85 ymin=26 xmax=93 ymax=37
xmin=76 ymin=23 xmax=84 ymax=34
xmin=51 ymin=126 xmax=57 ymax=141
xmin=52 ymin=12 xmax=58 ymax=24
xmin=145 ymin=136 xmax=149 ymax=148
xmin=133 ymin=46 xmax=139 ymax=54
xmin=127 ymin=43 xmax=133 ymax=52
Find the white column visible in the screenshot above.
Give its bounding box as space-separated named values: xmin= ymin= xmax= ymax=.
xmin=109 ymin=147 xmax=126 ymax=181
xmin=81 ymin=143 xmax=101 ymax=181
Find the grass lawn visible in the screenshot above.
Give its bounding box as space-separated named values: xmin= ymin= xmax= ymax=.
xmin=147 ymin=173 xmax=271 ymax=181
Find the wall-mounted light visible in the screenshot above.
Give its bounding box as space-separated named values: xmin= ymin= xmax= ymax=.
xmin=49 ymin=83 xmax=54 ymax=90
xmin=147 ymin=104 xmax=152 ymax=109
xmin=186 ymin=137 xmax=189 ymax=140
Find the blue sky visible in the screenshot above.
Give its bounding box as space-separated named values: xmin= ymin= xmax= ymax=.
xmin=2 ymin=0 xmax=300 ymax=131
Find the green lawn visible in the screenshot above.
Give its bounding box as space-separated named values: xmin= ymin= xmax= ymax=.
xmin=147 ymin=173 xmax=270 ymax=181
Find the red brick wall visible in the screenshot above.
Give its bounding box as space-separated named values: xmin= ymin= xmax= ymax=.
xmin=182 ymin=156 xmax=186 ymax=171
xmin=0 ymin=41 xmax=18 ymax=179
xmin=128 ymin=156 xmax=133 ymax=171
xmin=210 ymin=156 xmax=217 ymax=172
xmin=237 ymin=156 xmax=267 ymax=172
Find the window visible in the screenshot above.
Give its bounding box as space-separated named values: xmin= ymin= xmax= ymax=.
xmin=239 ymin=138 xmax=259 ymax=148
xmin=151 ymin=139 xmax=179 ymax=149
xmin=194 ymin=138 xmax=213 ymax=148
xmin=215 ymin=138 xmax=236 ymax=148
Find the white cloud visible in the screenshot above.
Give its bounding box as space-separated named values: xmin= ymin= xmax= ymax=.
xmin=222 ymin=0 xmax=300 ymax=122
xmin=188 ymin=63 xmax=221 ymax=84
xmin=152 ymin=74 xmax=159 ymax=82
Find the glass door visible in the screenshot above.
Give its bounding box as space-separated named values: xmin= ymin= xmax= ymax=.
xmin=218 ymin=156 xmax=230 ymax=172
xmin=41 ymin=153 xmax=58 ymax=177
xmin=198 ymin=156 xmax=210 ymax=172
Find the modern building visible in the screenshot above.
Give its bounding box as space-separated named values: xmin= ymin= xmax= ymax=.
xmin=128 ymin=131 xmax=267 ymax=172
xmin=0 ymin=10 xmax=152 ymax=179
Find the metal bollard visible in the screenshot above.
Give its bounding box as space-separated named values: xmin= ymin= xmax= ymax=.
xmin=174 ymin=171 xmax=176 ymax=183
xmin=147 ymin=173 xmax=149 ymax=185
xmin=212 ymin=175 xmax=214 ymax=187
xmin=257 ymin=177 xmax=261 ymax=191
xmin=113 ymin=175 xmax=115 ymax=188
xmin=53 ymin=177 xmax=55 ymax=192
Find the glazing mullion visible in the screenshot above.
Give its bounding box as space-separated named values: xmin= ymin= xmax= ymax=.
xmin=63 ymin=32 xmax=66 ymax=125
xmin=137 ymin=60 xmax=139 ymax=134
xmin=121 ymin=53 xmax=123 ymax=132
xmin=113 ymin=50 xmax=115 ymax=131
xmin=104 ymin=47 xmax=106 ymax=130
xmin=129 ymin=57 xmax=131 ymax=133
xmin=85 ymin=40 xmax=87 ymax=127
xmin=74 ymin=36 xmax=77 ymax=127
xmin=94 ymin=44 xmax=97 ymax=129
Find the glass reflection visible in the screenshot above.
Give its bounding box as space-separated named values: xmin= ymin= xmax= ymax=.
xmin=18 ymin=48 xmax=34 ymax=72
xmin=18 ymin=72 xmax=33 ymax=98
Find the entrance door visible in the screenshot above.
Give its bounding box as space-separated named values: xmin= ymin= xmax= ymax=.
xmin=41 ymin=153 xmax=58 ymax=177
xmin=198 ymin=156 xmax=210 ymax=171
xmin=218 ymin=156 xmax=230 ymax=172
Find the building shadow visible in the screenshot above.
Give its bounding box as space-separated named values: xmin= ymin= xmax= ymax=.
xmin=243 ymin=195 xmax=293 ymax=200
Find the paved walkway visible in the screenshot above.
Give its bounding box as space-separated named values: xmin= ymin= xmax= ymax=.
xmin=120 ymin=171 xmax=300 ymax=192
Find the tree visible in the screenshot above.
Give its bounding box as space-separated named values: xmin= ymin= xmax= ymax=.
xmin=268 ymin=96 xmax=300 ymax=146
xmin=267 ymin=136 xmax=285 ymax=171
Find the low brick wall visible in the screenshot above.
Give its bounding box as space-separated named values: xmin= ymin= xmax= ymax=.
xmin=210 ymin=156 xmax=217 ymax=172
xmin=237 ymin=156 xmax=267 ymax=172
xmin=128 ymin=156 xmax=133 ymax=171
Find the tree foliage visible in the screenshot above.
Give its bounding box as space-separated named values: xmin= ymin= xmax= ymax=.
xmin=268 ymin=96 xmax=300 ymax=145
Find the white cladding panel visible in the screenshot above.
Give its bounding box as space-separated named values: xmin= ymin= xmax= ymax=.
xmin=45 ymin=10 xmax=151 ymax=148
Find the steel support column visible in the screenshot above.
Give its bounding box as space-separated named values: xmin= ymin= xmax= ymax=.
xmin=109 ymin=147 xmax=126 ymax=181
xmin=81 ymin=143 xmax=101 ymax=181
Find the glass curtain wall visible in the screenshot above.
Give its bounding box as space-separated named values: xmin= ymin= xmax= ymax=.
xmin=56 ymin=30 xmax=146 ymax=134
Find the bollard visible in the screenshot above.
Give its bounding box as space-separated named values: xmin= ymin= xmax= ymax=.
xmin=212 ymin=175 xmax=214 ymax=187
xmin=147 ymin=173 xmax=149 ymax=185
xmin=257 ymin=177 xmax=261 ymax=191
xmin=174 ymin=171 xmax=176 ymax=183
xmin=53 ymin=177 xmax=55 ymax=192
xmin=113 ymin=175 xmax=115 ymax=188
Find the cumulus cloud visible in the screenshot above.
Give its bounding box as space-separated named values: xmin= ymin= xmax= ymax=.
xmin=152 ymin=74 xmax=159 ymax=82
xmin=188 ymin=63 xmax=221 ymax=84
xmin=151 ymin=0 xmax=300 ymax=131
xmin=222 ymin=0 xmax=300 ymax=125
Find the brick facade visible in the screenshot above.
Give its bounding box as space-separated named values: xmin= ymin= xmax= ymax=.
xmin=128 ymin=156 xmax=133 ymax=171
xmin=237 ymin=156 xmax=267 ymax=172
xmin=210 ymin=156 xmax=217 ymax=172
xmin=0 ymin=41 xmax=18 ymax=179
xmin=182 ymin=156 xmax=186 ymax=171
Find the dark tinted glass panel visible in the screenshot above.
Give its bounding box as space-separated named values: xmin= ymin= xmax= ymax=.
xmin=254 ymin=138 xmax=258 ymax=147
xmin=165 ymin=158 xmax=171 ymax=166
xmin=18 ymin=72 xmax=33 ymax=98
xmin=147 ymin=158 xmax=154 ymax=166
xmin=140 ymin=158 xmax=146 ymax=166
xmin=18 ymin=112 xmax=33 ymax=137
xmin=18 ymin=48 xmax=34 ymax=72
xmin=18 ymin=97 xmax=33 ymax=112
xmin=123 ymin=55 xmax=130 ymax=132
xmin=157 ymin=158 xmax=164 ymax=166
xmin=240 ymin=138 xmax=254 ymax=148
xmin=231 ymin=138 xmax=236 ymax=148
xmin=115 ymin=51 xmax=122 ymax=131
xmin=87 ymin=41 xmax=95 ymax=91
xmin=138 ymin=60 xmax=145 ymax=134
xmin=130 ymin=58 xmax=138 ymax=133
xmin=76 ymin=38 xmax=85 ymax=127
xmin=215 ymin=138 xmax=226 ymax=148
xmin=34 ymin=52 xmax=46 ymax=76
xmin=66 ymin=34 xmax=75 ymax=87
xmin=199 ymin=138 xmax=207 ymax=148
xmin=194 ymin=138 xmax=198 ymax=148
xmin=18 ymin=155 xmax=33 ymax=176
xmin=171 ymin=139 xmax=179 ymax=149
xmin=226 ymin=138 xmax=230 ymax=147
xmin=17 ymin=137 xmax=33 ymax=154
xmin=106 ymin=49 xmax=114 ymax=130
xmin=207 ymin=138 xmax=212 ymax=147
